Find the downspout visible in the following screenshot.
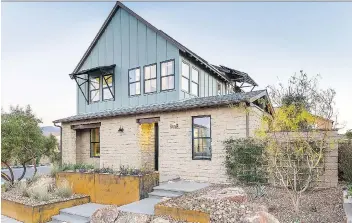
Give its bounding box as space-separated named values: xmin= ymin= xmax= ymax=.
xmin=53 ymin=122 xmax=63 ymax=167
xmin=246 ymin=103 xmax=250 ymax=138
xmin=246 ymin=112 xmax=249 ymax=138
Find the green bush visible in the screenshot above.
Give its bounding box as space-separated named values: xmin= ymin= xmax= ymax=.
xmin=224 ymin=138 xmax=268 ymax=184
xmin=339 ymin=141 xmax=352 ymax=183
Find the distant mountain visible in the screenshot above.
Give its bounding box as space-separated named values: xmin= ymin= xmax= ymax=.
xmin=41 ymin=126 xmax=60 ymax=136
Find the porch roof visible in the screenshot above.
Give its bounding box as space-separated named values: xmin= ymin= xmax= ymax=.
xmin=53 ymin=90 xmax=269 ymax=124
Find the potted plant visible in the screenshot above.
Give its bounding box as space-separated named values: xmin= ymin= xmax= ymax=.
xmin=343 ymin=185 xmax=352 ymax=223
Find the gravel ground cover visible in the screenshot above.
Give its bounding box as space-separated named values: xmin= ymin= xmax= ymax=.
xmin=160 ymin=184 xmax=346 ymax=223
xmin=243 ymin=184 xmax=345 ymax=223
xmin=1 ymin=176 xmax=87 ymax=206
xmin=1 ymin=188 xmax=87 ymax=206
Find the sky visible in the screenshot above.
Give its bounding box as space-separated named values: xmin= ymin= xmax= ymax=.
xmin=1 ymin=2 xmax=352 ymax=132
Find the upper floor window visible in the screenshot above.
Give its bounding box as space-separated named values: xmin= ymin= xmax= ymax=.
xmin=129 ymin=67 xmax=141 ymax=96
xmin=192 ymin=116 xmax=211 ymax=160
xmin=144 ymin=64 xmax=157 ymax=94
xmin=191 ymin=67 xmax=199 ymax=96
xmin=90 ymin=128 xmax=100 ymax=157
xmin=90 ymin=76 xmax=100 ymax=102
xmin=103 ymin=75 xmax=114 ymax=100
xmin=181 ymin=61 xmax=190 ymax=92
xmin=161 ymin=60 xmax=175 ymax=91
xmin=89 ymin=73 xmax=115 ymax=103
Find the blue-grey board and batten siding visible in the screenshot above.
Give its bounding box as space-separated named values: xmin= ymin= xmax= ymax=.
xmin=76 ymin=7 xmax=227 ymax=114
xmin=77 ymin=7 xmax=179 ymax=114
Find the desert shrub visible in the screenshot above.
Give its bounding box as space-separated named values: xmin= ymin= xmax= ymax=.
xmin=26 ymin=174 xmax=41 ymax=185
xmin=61 ymin=163 xmax=74 ymax=171
xmin=94 ymin=167 xmax=114 ymax=174
xmin=73 ymin=163 xmax=94 ymax=171
xmin=55 ymin=179 xmax=72 ymax=198
xmin=50 ymin=164 xmax=61 ymax=177
xmin=15 ymin=181 xmax=29 ymax=197
xmin=224 ymin=138 xmax=268 ymax=184
xmin=26 ymin=185 xmax=50 ymax=201
xmin=2 ymin=181 xmax=13 ymax=192
xmin=338 ymin=141 xmax=352 ymax=183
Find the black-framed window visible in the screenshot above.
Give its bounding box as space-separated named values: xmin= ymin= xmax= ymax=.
xmin=89 ymin=72 xmax=114 ymax=103
xmin=129 ymin=67 xmax=141 ymax=96
xmin=192 ymin=116 xmax=211 ymax=160
xmin=89 ymin=76 xmax=100 ymax=102
xmin=103 ymin=75 xmax=114 ymax=100
xmin=181 ymin=61 xmax=190 ymax=92
xmin=191 ymin=67 xmax=199 ymax=96
xmin=144 ymin=64 xmax=157 ymax=94
xmin=90 ymin=128 xmax=100 ymax=158
xmin=160 ymin=60 xmax=175 ymax=91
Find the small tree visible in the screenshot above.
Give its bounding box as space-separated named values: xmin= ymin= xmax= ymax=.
xmin=1 ymin=105 xmax=58 ymax=184
xmin=258 ymin=71 xmax=338 ymax=213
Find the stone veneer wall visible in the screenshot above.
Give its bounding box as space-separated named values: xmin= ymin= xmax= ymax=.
xmin=76 ymin=129 xmax=100 ymax=168
xmin=61 ymin=106 xmax=259 ymax=183
xmin=60 ymin=105 xmax=338 ymax=186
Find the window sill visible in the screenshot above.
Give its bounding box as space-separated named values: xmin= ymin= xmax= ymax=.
xmin=192 ymin=157 xmax=211 ymax=161
xmin=160 ymin=89 xmax=176 ymax=93
xmin=102 ymin=98 xmax=115 ymax=102
xmin=90 ymin=156 xmax=100 ymax=158
xmin=128 ymin=94 xmax=141 ymax=98
xmin=144 ymin=91 xmax=157 ymax=95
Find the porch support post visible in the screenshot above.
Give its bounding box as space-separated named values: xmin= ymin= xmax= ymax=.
xmin=61 ymin=124 xmax=77 ymax=165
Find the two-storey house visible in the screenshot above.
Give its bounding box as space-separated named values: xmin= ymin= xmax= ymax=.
xmin=54 ymin=2 xmax=273 ymax=183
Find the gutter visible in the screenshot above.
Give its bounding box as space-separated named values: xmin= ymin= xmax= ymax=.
xmin=53 ymin=122 xmax=63 ymax=167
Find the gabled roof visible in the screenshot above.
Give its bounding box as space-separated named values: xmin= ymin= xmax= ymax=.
xmin=72 ymin=1 xmax=231 ymax=82
xmin=53 ymin=90 xmax=269 ymax=123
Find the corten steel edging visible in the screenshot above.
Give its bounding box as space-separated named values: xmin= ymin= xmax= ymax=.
xmin=155 ymin=204 xmax=210 ymax=223
xmin=56 ymin=172 xmax=159 ymax=205
xmin=1 ymin=196 xmax=90 ymax=223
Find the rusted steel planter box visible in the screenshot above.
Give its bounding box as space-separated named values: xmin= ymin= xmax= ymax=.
xmin=1 ymin=196 xmax=90 ymax=223
xmin=56 ymin=172 xmax=159 ymax=205
xmin=155 ymin=204 xmax=210 ymax=223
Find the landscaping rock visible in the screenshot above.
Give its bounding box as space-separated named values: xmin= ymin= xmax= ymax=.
xmin=90 ymin=205 xmax=120 ymax=223
xmin=151 ymin=217 xmax=171 ymax=223
xmin=243 ymin=211 xmax=280 ymax=223
xmin=114 ymin=212 xmax=152 ymax=223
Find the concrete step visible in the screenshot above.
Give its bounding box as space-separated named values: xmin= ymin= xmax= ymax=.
xmin=117 ymin=197 xmax=162 ymax=215
xmin=59 ymin=203 xmax=106 ymax=218
xmin=51 ymin=212 xmax=89 ymax=223
xmin=148 ymin=189 xmax=183 ymax=199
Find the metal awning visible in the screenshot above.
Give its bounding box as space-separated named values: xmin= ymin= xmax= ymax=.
xmin=69 ymin=64 xmax=116 ymax=79
xmin=212 ymin=65 xmax=258 ymax=92
xmin=69 ymin=64 xmax=116 ymax=103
